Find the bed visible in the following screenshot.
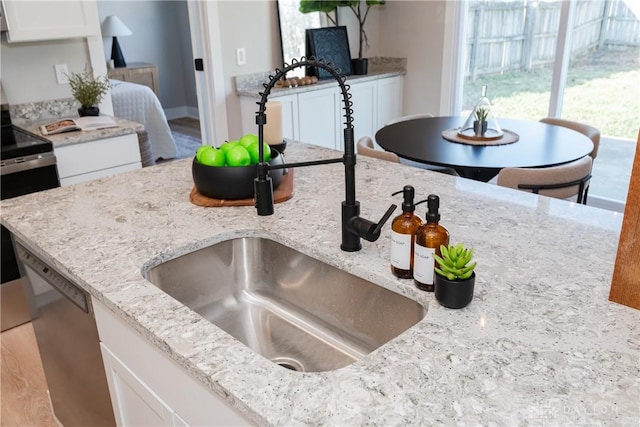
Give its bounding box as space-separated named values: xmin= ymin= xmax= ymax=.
xmin=109 ymin=79 xmax=177 ymax=160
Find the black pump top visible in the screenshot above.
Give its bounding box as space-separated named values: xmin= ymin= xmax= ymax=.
xmin=426 ymin=194 xmax=441 ymax=223
xmin=392 ymin=185 xmax=428 ymax=213
xmin=392 ymin=185 xmax=416 ymax=213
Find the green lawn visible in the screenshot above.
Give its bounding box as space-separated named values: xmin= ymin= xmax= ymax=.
xmin=463 ymin=47 xmax=640 ymax=140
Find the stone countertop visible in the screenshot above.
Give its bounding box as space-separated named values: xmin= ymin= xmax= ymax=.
xmin=17 ymin=116 xmax=143 ymax=149
xmin=236 ymin=57 xmax=406 ymax=98
xmin=1 ymin=142 xmax=638 ymax=426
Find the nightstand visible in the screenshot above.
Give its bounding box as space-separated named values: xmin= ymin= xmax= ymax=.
xmin=108 ymin=62 xmax=159 ymax=97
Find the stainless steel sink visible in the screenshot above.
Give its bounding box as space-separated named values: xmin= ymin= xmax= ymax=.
xmin=145 ymin=237 xmax=425 ymax=372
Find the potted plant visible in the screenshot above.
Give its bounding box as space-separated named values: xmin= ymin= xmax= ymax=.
xmin=299 ymin=0 xmax=386 ymax=75
xmin=433 ymin=243 xmax=477 ymax=309
xmin=473 ymin=106 xmax=489 ymax=136
xmin=67 ymin=70 xmax=110 ymax=117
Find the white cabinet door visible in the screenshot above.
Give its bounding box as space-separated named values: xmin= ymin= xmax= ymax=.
xmin=298 ymin=86 xmax=341 ymax=150
xmin=93 ymin=300 xmax=250 ymax=427
xmin=376 ymin=76 xmax=404 ymax=132
xmin=100 ymin=343 xmax=175 ymax=427
xmin=55 ymin=134 xmax=142 ymax=186
xmin=1 ymin=0 xmax=99 ymax=42
xmin=348 ymin=80 xmax=377 ymax=150
xmin=277 ymin=94 xmax=299 ymax=141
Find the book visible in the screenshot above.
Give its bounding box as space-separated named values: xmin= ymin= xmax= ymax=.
xmin=40 ymin=116 xmax=118 ymax=135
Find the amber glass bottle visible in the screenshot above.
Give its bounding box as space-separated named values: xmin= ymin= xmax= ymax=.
xmin=390 ymin=186 xmax=426 ymax=279
xmin=413 ymin=194 xmax=450 ymax=291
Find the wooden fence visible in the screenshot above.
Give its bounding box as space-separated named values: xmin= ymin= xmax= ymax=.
xmin=465 ymin=0 xmax=640 ymax=79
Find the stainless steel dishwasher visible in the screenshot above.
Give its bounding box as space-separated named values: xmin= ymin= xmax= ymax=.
xmin=14 ymin=241 xmax=116 ymax=427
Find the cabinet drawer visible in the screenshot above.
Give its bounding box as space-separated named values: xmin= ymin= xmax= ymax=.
xmin=55 ymin=134 xmax=141 ymax=181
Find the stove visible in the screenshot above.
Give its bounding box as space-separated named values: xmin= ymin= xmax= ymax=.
xmin=1 ymin=108 xmax=53 ymax=161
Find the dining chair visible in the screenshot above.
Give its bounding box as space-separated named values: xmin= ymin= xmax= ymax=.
xmin=384 ymin=113 xmax=457 ymax=175
xmin=357 ymin=136 xmax=401 ymax=163
xmin=539 ymin=117 xmax=601 ymax=160
xmin=496 ymin=155 xmax=593 ymax=204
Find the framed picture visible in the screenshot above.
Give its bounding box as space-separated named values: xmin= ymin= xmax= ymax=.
xmin=305 ymin=26 xmax=353 ymax=79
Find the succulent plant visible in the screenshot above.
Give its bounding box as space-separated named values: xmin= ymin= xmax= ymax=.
xmin=433 ymin=243 xmax=476 ymax=280
xmin=474 ymin=107 xmax=489 ymax=122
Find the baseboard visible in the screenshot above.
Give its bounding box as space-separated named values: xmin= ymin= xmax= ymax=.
xmin=164 ymin=106 xmax=199 ymax=121
xmin=586 ymin=195 xmax=626 ymax=213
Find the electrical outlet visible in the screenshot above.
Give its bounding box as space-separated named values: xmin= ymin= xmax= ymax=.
xmin=236 ymin=48 xmax=246 ymax=66
xmin=54 ymin=64 xmax=69 ymax=84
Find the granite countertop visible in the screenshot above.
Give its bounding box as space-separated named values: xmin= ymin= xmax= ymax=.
xmin=236 ymin=57 xmax=406 ymax=98
xmin=1 ymin=142 xmax=638 ymax=426
xmin=17 ymin=116 xmax=143 ymax=149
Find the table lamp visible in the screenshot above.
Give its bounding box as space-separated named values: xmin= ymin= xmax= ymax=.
xmin=101 ymin=15 xmax=132 ymax=68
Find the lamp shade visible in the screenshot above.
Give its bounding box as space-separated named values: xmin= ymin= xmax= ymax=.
xmin=101 ymin=15 xmax=132 ymax=37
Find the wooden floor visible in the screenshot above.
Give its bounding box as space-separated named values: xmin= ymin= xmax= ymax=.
xmin=168 ymin=117 xmax=201 ymax=139
xmin=1 ymin=322 xmax=58 ymax=427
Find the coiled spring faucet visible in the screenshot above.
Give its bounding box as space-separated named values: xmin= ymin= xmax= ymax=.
xmin=254 ymin=57 xmax=396 ymax=252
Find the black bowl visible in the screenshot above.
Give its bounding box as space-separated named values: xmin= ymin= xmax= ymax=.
xmin=192 ymin=148 xmax=285 ymax=200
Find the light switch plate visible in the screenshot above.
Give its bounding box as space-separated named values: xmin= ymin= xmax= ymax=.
xmin=54 ymin=64 xmax=69 ymax=84
xmin=236 ymin=48 xmax=246 ymax=66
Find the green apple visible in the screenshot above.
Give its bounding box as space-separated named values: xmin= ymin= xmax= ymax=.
xmin=219 ymin=140 xmax=239 ymax=153
xmin=239 ymin=133 xmax=259 ymax=148
xmin=199 ymin=147 xmax=226 ymax=167
xmin=226 ymin=145 xmax=251 ymax=167
xmin=248 ymin=141 xmax=272 ymax=164
xmin=196 ymin=145 xmax=213 ymax=163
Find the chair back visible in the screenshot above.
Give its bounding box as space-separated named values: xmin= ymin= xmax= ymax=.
xmin=385 ymin=113 xmax=434 ymax=126
xmin=497 ymin=156 xmax=593 ymax=204
xmin=539 ymin=117 xmax=601 ymax=160
xmin=357 ymin=136 xmax=400 ymax=163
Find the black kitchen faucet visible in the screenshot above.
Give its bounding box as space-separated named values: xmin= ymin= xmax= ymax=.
xmin=253 ymin=57 xmax=396 ymax=252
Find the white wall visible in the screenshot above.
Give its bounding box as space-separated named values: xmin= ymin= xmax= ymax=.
xmin=217 ymin=0 xmax=282 ymax=138
xmin=378 ymin=0 xmax=448 ymax=117
xmin=0 ymin=34 xmax=91 ymax=105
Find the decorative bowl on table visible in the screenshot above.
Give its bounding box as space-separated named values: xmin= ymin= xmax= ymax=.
xmin=192 ymin=147 xmax=285 ymax=200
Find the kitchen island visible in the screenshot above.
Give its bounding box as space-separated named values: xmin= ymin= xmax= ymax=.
xmin=1 ymin=142 xmax=638 ymax=426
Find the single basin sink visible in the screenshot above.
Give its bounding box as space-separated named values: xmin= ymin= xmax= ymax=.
xmin=145 ymin=237 xmax=425 ymax=372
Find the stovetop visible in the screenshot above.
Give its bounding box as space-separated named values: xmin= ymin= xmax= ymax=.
xmin=1 ymin=107 xmax=53 ymax=160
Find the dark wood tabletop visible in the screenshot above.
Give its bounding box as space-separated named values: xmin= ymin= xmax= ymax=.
xmin=375 ymin=116 xmax=594 ymax=181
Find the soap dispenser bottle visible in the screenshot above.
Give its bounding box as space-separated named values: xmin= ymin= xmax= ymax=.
xmin=413 ymin=194 xmax=450 ymax=291
xmin=390 ymin=186 xmax=426 ymax=279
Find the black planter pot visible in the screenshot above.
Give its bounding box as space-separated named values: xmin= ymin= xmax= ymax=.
xmin=473 ymin=120 xmax=488 ymax=136
xmin=351 ymin=58 xmax=368 ymax=75
xmin=434 ymin=272 xmax=475 ymax=309
xmin=78 ymin=106 xmax=100 ymax=117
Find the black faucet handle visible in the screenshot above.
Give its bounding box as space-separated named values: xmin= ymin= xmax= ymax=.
xmin=348 ymin=204 xmax=397 ymax=243
xmin=371 ymin=204 xmax=398 ymax=238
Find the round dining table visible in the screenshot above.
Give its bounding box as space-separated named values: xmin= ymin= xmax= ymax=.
xmin=375 ymin=116 xmax=594 ymax=182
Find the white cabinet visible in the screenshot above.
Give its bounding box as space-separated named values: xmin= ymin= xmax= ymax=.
xmin=93 ymin=299 xmax=251 ymax=427
xmin=55 ymin=134 xmax=142 ymax=186
xmin=240 ymin=75 xmax=403 ymax=152
xmin=1 ymin=0 xmax=99 ymax=42
xmin=349 ymin=79 xmax=377 ymax=149
xmin=376 ymin=76 xmax=404 ymax=130
xmin=298 ymin=85 xmax=341 ymax=150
